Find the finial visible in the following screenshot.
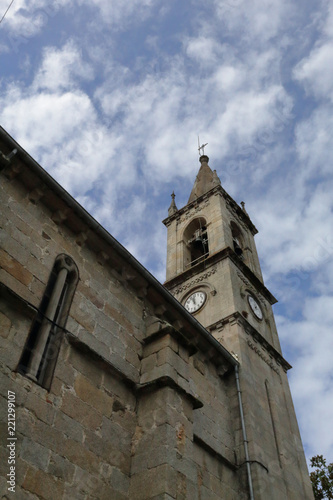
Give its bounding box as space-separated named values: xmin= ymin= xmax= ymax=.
xmin=168 ymin=191 xmax=178 ymax=216
xmin=241 ymin=201 xmax=249 ymax=215
xmin=198 ymin=136 xmax=208 ymax=156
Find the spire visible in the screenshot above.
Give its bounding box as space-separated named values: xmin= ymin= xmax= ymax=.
xmin=188 ymin=155 xmax=221 ymax=203
xmin=168 ymin=191 xmax=178 ymax=216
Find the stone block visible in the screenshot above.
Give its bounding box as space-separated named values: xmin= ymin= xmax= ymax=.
xmin=157 ymin=346 xmax=189 ymax=381
xmin=77 ymin=280 xmax=105 ymax=310
xmin=20 ymin=437 xmax=50 ymax=471
xmin=133 ymin=422 xmax=175 ymax=457
xmin=101 ymin=417 xmax=132 ymax=452
xmin=67 ymin=346 xmax=103 ymax=387
xmin=111 ymin=405 xmax=136 ymax=434
xmin=143 ymin=333 xmax=179 ymax=358
xmin=62 ymin=438 xmax=101 ymax=474
xmin=193 ymin=357 xmax=206 ymax=375
xmin=0 ymin=229 xmax=30 ymax=266
xmin=47 ymin=452 xmax=75 ymax=482
xmin=0 ymin=248 xmax=33 ymax=286
xmin=16 ymin=406 xmax=36 ymax=437
xmin=141 ymin=352 xmax=157 ymax=374
xmin=25 ymin=391 xmax=55 ymax=425
xmin=129 ymin=463 xmax=177 ymax=500
xmin=0 ymin=311 xmax=11 ymax=338
xmin=140 ymin=362 xmax=178 ymax=385
xmin=74 ymin=373 xmax=113 ymax=416
xmin=22 ymin=467 xmax=65 ymax=499
xmin=54 ymin=411 xmax=84 ymax=442
xmin=84 ymin=429 xmax=131 ymax=474
xmin=71 ymin=300 xmax=96 ymax=332
xmin=67 ymin=465 xmax=105 ymax=497
xmin=105 ymin=303 xmax=134 ymax=335
xmin=102 ymin=371 xmax=136 ymax=409
xmin=99 ymin=485 xmax=128 ymax=500
xmin=0 ymin=269 xmax=38 ymax=309
xmin=125 ymin=346 xmax=141 ymax=370
xmin=109 ymin=466 xmax=130 ymax=495
xmin=30 ymin=418 xmax=66 ymax=455
xmin=61 ymin=392 xmax=103 ymax=430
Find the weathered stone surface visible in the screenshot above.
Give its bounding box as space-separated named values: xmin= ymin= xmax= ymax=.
xmin=67 ymin=346 xmax=103 ymax=386
xmin=47 ymin=452 xmax=75 ymax=483
xmin=25 ymin=392 xmax=56 ymax=425
xmin=0 ymin=248 xmax=33 ymax=286
xmin=54 ymin=411 xmax=84 ymax=443
xmin=74 ymin=373 xmax=113 ymax=416
xmin=61 ymin=391 xmax=103 ymax=430
xmin=22 ymin=467 xmax=65 ymax=499
xmin=64 ymin=440 xmax=99 ymax=475
xmin=20 ymin=438 xmax=50 ymax=471
xmin=0 ymin=311 xmax=11 ymax=338
xmin=129 ymin=464 xmax=178 ymax=500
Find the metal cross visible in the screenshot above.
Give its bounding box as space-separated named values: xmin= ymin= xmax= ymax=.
xmin=198 ymin=137 xmax=208 ymax=156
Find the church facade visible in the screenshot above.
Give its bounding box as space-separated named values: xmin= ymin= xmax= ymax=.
xmin=0 ymin=126 xmax=313 ymax=499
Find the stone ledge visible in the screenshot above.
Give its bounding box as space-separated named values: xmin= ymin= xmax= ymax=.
xmin=0 ymin=282 xmax=38 ymax=318
xmin=193 ymin=434 xmax=237 ymax=471
xmin=137 ymin=375 xmax=203 ymax=409
xmin=65 ymin=334 xmax=138 ymax=388
xmin=209 ymin=312 xmax=291 ymax=372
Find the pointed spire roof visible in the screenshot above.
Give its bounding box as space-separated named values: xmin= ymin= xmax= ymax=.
xmin=168 ymin=191 xmax=178 ymax=216
xmin=188 ymin=155 xmax=221 ymax=203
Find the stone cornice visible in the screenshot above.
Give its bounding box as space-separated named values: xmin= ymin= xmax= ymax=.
xmin=165 ymin=247 xmax=277 ymax=305
xmin=162 ymin=184 xmax=258 ymax=235
xmin=208 ymin=312 xmax=291 ymax=372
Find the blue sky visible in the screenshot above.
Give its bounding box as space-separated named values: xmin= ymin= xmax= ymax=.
xmin=1 ymin=0 xmax=333 ymax=468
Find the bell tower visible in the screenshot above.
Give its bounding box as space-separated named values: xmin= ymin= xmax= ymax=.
xmin=163 ymin=154 xmax=314 ymax=499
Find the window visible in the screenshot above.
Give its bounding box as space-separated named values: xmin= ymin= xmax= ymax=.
xmin=183 ymin=218 xmax=209 ymax=268
xmin=18 ymin=254 xmax=78 ymax=389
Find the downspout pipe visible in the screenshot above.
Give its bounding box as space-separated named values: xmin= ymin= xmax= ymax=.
xmin=235 ymin=364 xmax=255 ymax=500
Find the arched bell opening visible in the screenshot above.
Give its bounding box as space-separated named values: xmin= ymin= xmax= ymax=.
xmin=183 ymin=217 xmax=209 ymax=268
xmin=230 ymin=221 xmax=244 ymax=259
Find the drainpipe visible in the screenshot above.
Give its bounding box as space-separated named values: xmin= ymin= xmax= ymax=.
xmin=235 ymin=365 xmax=255 ymax=500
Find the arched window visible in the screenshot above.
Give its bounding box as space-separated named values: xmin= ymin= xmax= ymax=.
xmin=183 ymin=218 xmax=209 ymax=268
xmin=18 ymin=254 xmax=79 ymax=389
xmin=230 ymin=221 xmax=244 ymax=258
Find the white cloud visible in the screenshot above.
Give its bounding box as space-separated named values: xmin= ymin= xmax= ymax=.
xmin=33 ymin=41 xmax=94 ymax=92
xmin=0 ymin=0 xmax=69 ymax=37
xmin=278 ymin=295 xmax=333 ymax=461
xmin=214 ymin=0 xmax=295 ymax=44
xmin=77 ymin=0 xmax=158 ymax=28
xmin=294 ymin=42 xmax=333 ymax=102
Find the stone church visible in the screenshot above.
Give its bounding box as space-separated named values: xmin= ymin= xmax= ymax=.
xmin=0 ymin=125 xmax=313 ymax=499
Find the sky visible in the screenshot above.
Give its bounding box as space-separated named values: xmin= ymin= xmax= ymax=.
xmin=1 ymin=0 xmax=333 ymax=471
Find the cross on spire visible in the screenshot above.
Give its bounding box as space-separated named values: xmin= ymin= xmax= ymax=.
xmin=198 ymin=137 xmax=208 ymax=156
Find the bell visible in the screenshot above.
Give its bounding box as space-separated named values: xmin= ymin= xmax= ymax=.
xmin=194 ymin=229 xmax=202 ymax=242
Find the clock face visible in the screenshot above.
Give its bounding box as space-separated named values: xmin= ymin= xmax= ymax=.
xmin=184 ymin=291 xmax=206 ymax=313
xmin=248 ymin=294 xmax=263 ymax=320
